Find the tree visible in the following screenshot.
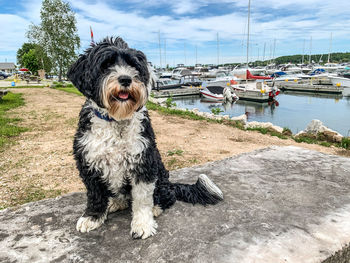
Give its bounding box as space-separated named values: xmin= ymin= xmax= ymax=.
xmin=17 ymin=43 xmax=53 ymax=73
xmin=21 ymin=49 xmax=40 ymax=74
xmin=27 ymin=0 xmax=80 ymax=81
xmin=17 ymin=43 xmax=36 ymax=67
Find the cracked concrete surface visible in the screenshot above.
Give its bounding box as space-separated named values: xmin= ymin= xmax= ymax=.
xmin=1 ymin=146 xmax=350 ymax=263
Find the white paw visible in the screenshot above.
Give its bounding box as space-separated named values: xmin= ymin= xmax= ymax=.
xmin=108 ymin=198 xmax=129 ymax=213
xmin=131 ymin=217 xmax=158 ymax=239
xmin=152 ymin=205 xmax=163 ymax=217
xmin=76 ymin=215 xmax=105 ymax=233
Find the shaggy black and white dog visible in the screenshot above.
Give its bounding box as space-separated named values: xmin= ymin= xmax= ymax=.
xmin=67 ymin=37 xmax=223 ymax=239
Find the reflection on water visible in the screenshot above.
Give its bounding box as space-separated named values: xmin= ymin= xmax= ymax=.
xmin=173 ymin=92 xmax=350 ymax=136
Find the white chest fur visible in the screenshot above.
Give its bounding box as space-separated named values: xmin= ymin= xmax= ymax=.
xmin=78 ymin=111 xmax=148 ymax=193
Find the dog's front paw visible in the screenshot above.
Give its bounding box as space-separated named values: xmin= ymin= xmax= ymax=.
xmin=130 ymin=217 xmax=158 ymax=239
xmin=76 ymin=215 xmax=105 ymax=233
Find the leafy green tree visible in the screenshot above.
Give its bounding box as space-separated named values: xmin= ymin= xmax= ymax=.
xmin=21 ymin=49 xmax=40 ymax=74
xmin=27 ymin=0 xmax=80 ymax=81
xmin=17 ymin=43 xmax=36 ymax=67
xmin=17 ymin=43 xmax=53 ymax=73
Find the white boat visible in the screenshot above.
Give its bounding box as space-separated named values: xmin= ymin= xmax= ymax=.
xmin=171 ymin=67 xmax=192 ymax=80
xmin=228 ymin=82 xmax=279 ymax=102
xmin=231 ymin=66 xmax=265 ymax=77
xmin=208 ymin=71 xmax=240 ymax=86
xmin=191 ymin=67 xmax=209 ymax=77
xmin=200 ymin=86 xmax=224 ymax=101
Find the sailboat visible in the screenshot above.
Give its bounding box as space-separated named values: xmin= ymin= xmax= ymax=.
xmin=225 ymin=0 xmax=279 ymax=102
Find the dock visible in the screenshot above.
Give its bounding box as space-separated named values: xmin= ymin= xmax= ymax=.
xmin=274 ymin=81 xmax=343 ymax=94
xmin=152 ymin=86 xmax=201 ymax=98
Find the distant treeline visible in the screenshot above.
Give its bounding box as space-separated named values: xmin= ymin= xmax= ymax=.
xmin=216 ymin=52 xmax=350 ymax=68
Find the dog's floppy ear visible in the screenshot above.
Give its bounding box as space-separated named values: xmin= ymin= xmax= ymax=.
xmin=67 ymin=54 xmax=92 ymax=97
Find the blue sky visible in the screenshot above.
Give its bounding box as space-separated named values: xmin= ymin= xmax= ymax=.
xmin=1 ymin=0 xmax=349 ymax=66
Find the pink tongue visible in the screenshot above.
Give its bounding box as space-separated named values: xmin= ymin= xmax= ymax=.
xmin=118 ymin=92 xmax=129 ymax=99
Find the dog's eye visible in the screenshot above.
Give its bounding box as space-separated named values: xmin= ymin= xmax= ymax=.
xmin=134 ymin=75 xmax=141 ymax=81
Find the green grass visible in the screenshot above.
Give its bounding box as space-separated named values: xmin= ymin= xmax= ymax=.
xmin=54 ymin=87 xmax=82 ymax=96
xmin=167 ymin=149 xmax=184 ymax=156
xmin=9 ymin=85 xmax=44 ymax=88
xmin=0 ymin=92 xmax=29 ymax=150
xmin=340 ymin=137 xmax=350 ymax=150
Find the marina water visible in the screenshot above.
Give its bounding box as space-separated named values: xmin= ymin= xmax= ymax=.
xmin=173 ymin=92 xmax=350 ymax=136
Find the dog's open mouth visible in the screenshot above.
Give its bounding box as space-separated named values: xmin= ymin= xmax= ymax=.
xmin=111 ymin=91 xmax=132 ymax=102
xmin=118 ymin=91 xmax=129 ymax=101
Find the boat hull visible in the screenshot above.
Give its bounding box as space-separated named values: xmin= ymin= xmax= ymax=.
xmin=200 ymin=90 xmax=224 ymax=101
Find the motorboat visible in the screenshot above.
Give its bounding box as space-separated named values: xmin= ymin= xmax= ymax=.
xmin=207 ymin=71 xmax=240 ymax=86
xmin=227 ymin=81 xmax=280 ymax=102
xmin=171 ymin=67 xmax=192 ymax=80
xmin=200 ymin=86 xmax=225 ymax=101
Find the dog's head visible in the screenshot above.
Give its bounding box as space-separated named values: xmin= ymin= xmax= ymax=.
xmin=67 ymin=37 xmax=154 ymax=120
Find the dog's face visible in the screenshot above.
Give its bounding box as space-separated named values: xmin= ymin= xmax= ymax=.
xmin=68 ymin=37 xmax=153 ymax=120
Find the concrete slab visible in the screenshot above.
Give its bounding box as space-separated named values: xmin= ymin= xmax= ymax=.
xmin=1 ymin=146 xmax=350 ymax=263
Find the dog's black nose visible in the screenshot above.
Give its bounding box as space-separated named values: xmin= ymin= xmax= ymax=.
xmin=118 ymin=75 xmax=132 ymax=87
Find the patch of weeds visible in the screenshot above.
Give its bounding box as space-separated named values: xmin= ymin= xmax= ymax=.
xmin=167 ymin=149 xmax=184 ymax=156
xmin=211 ymin=107 xmax=223 ymax=115
xmin=189 ymin=158 xmax=198 ymax=164
xmin=65 ymin=117 xmax=78 ymax=127
xmin=167 ymin=158 xmax=178 ymax=169
xmin=42 ymin=111 xmax=62 ymax=122
xmin=165 ymin=96 xmax=176 ymax=108
xmin=320 ymin=142 xmax=332 ymax=147
xmin=246 ymin=127 xmax=269 ymax=134
xmin=282 ymin=127 xmax=292 ymax=136
xmin=340 ymin=137 xmax=350 ymax=150
xmin=1 ymin=186 xmax=64 ymax=209
xmin=0 ymin=92 xmax=29 ymax=150
xmin=55 ymin=87 xmax=82 ymax=96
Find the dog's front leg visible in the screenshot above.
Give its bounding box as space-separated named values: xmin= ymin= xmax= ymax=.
xmin=130 ymin=181 xmax=158 ymax=239
xmin=76 ymin=172 xmax=110 ymax=233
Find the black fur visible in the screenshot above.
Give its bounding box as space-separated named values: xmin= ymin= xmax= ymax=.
xmin=68 ymin=37 xmax=223 ymax=230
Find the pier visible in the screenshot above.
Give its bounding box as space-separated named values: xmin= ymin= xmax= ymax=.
xmin=152 ymin=86 xmax=201 ymax=98
xmin=274 ymin=80 xmax=343 ymax=94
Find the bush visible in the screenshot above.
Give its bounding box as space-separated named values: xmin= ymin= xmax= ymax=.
xmin=341 ymin=137 xmax=350 ymax=150
xmin=165 ymin=96 xmax=176 ymax=108
xmin=211 ymin=107 xmax=223 ymax=115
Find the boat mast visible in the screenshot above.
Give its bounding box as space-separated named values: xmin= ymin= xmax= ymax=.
xmin=195 ymin=44 xmax=198 ymax=65
xmin=184 ymin=42 xmax=186 ymax=66
xmin=302 ymin=39 xmax=305 ymax=64
xmin=272 ymin=38 xmax=276 ymax=64
xmin=217 ymin=32 xmax=220 ymax=66
xmin=263 ymin=42 xmax=266 ymax=62
xmin=164 ymin=38 xmax=167 ymax=68
xmin=327 ymin=32 xmax=332 ymax=63
xmin=246 ymin=0 xmax=251 ymax=82
xmin=158 ymin=30 xmax=162 ymax=69
xmin=309 ymin=36 xmax=312 ymax=65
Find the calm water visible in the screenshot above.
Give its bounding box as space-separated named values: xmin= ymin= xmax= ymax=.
xmin=173 ymin=92 xmax=350 ymax=136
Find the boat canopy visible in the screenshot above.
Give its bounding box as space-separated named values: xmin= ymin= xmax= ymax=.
xmin=270 ymin=71 xmax=287 ymax=78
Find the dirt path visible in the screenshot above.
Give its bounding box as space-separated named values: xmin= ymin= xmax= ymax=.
xmin=0 ymin=88 xmax=348 ymax=208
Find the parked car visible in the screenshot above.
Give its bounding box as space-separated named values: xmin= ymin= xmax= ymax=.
xmin=0 ymin=71 xmax=8 ymax=80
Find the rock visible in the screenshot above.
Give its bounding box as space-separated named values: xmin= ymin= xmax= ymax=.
xmin=148 ymin=97 xmax=166 ymax=105
xmin=1 ymin=147 xmax=350 ymax=263
xmin=297 ymin=119 xmax=343 ymax=143
xmin=245 ymin=121 xmax=284 ymax=133
xmin=231 ymin=114 xmax=247 ymax=125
